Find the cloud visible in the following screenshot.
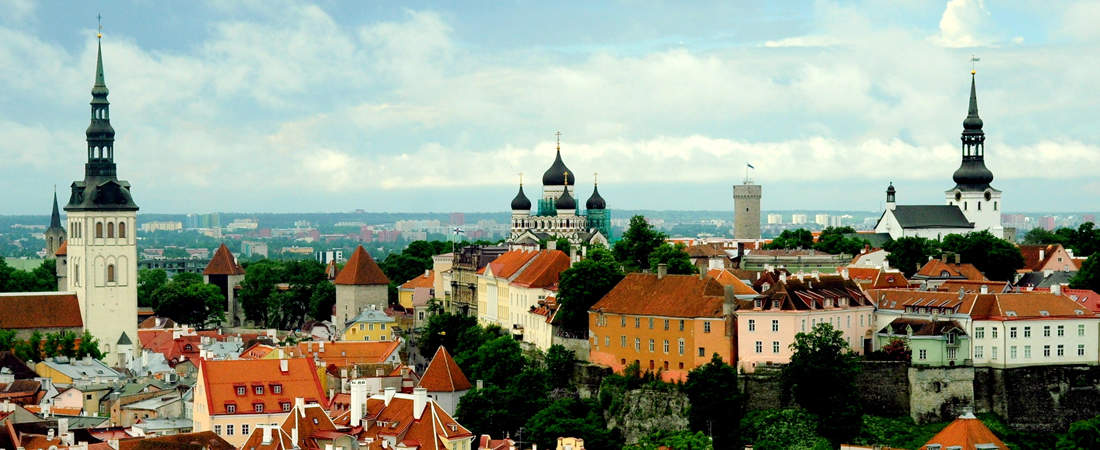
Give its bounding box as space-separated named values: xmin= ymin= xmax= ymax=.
xmin=928 ymin=0 xmax=995 ymax=48
xmin=1059 ymin=1 xmax=1100 ymax=43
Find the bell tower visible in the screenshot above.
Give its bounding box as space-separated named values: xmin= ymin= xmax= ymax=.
xmin=64 ymin=31 xmax=140 ymax=367
xmin=945 ymin=70 xmax=1002 ymax=236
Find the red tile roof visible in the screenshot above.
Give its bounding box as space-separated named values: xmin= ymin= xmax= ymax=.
xmin=335 ymin=246 xmax=390 ymax=286
xmin=54 ymin=241 xmax=67 ymax=256
xmin=203 ymin=243 xmax=245 ymax=276
xmin=590 ymin=273 xmax=726 ymax=318
xmin=0 ymin=293 xmax=82 ymax=329
xmin=971 ymin=292 xmax=1096 ymax=321
xmin=707 ymin=269 xmax=758 ymax=296
xmin=401 ymin=271 xmax=435 ymax=290
xmin=1064 ymin=288 xmax=1100 ymax=314
xmin=510 ymin=250 xmax=569 ymax=289
xmin=486 ymin=250 xmax=540 ymax=279
xmin=280 ymin=403 xmax=341 ymax=450
xmin=360 ymin=394 xmax=472 ymax=450
xmin=287 ymin=340 xmax=402 ymax=367
xmin=937 ymin=280 xmax=1008 ymax=294
xmin=915 ymin=260 xmax=987 ymax=281
xmin=118 ymin=432 xmax=235 ymax=450
xmin=920 ymin=414 xmax=1007 ymax=450
xmin=198 ymin=358 xmax=324 ymax=416
xmin=418 ymin=347 xmax=471 ymax=392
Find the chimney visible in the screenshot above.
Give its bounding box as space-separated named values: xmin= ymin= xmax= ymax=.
xmin=570 ymin=247 xmax=577 ymax=266
xmin=1039 ymin=249 xmax=1045 ymax=262
xmin=780 ymin=272 xmax=787 ymax=283
xmin=980 ymin=285 xmax=989 ymax=294
xmin=383 ymin=386 xmax=396 ymax=407
xmin=59 ymin=418 xmax=69 ymax=437
xmin=425 ymin=269 xmax=430 ymax=278
xmin=657 ymin=263 xmax=667 ymax=279
xmin=941 ymin=254 xmax=947 ymax=263
xmin=955 ymin=253 xmax=961 ymax=264
xmin=546 ymin=241 xmax=556 ymax=251
xmin=262 ymin=425 xmax=273 ymax=445
xmin=699 ymin=267 xmax=706 ymax=280
xmin=326 ymin=444 xmax=334 ymax=450
xmin=723 ymin=285 xmax=735 ymax=316
xmin=48 ymin=429 xmax=55 ymax=441
xmin=1052 ymin=284 xmax=1063 ymax=296
xmin=351 ymin=381 xmax=369 ymax=427
xmin=280 ymin=359 xmax=289 ymax=373
xmin=476 ymin=380 xmax=483 ymax=390
xmin=413 ymin=387 xmax=428 ymax=420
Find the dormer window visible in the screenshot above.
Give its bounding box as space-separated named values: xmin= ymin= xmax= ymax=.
xmin=940 ymin=270 xmax=951 ymax=277
xmin=1006 ymin=311 xmax=1017 ymax=317
xmin=1039 ymin=311 xmax=1050 ymax=317
xmin=886 ymin=276 xmax=895 ymax=283
xmin=825 ymin=299 xmax=833 ymax=308
xmin=906 ymin=306 xmax=913 ymax=313
xmin=226 ymin=404 xmax=236 ymax=413
xmin=754 ymin=299 xmax=762 ymax=308
xmin=272 ymin=384 xmax=282 ymax=394
xmin=282 ymin=402 xmax=291 ymax=411
xmin=236 ymin=387 xmax=246 ymax=396
xmin=945 ymin=309 xmax=953 ymax=315
xmin=254 ymin=403 xmax=264 ymax=413
xmin=919 ymin=308 xmax=927 ymax=314
xmin=947 ymin=333 xmax=956 ymax=345
xmin=772 ymin=300 xmax=779 ymax=309
xmin=254 ymin=386 xmax=264 ymax=395
xmin=184 ymin=344 xmax=192 ymax=351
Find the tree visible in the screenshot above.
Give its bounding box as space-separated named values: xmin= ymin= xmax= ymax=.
xmin=940 ymin=231 xmax=1024 ymax=281
xmin=625 ymin=430 xmax=714 ymax=450
xmin=153 ymin=273 xmax=225 ymax=328
xmin=1071 ymin=255 xmax=1100 ymax=292
xmin=0 ymin=259 xmax=57 ymax=293
xmin=309 ymin=280 xmax=336 ymax=321
xmin=0 ymin=329 xmax=16 ymax=352
xmin=468 ymin=336 xmax=526 ymax=388
xmin=138 ymin=269 xmax=168 ymax=308
xmin=524 ymin=398 xmax=618 ymax=450
xmin=14 ymin=330 xmax=44 ymax=363
xmin=763 ymin=229 xmax=814 ymax=250
xmin=613 ymin=215 xmax=668 ymax=272
xmin=421 ymin=313 xmax=480 ymax=361
xmin=1023 ymin=228 xmax=1063 ymax=246
xmin=648 ymin=243 xmax=697 ymax=275
xmin=1057 ymin=414 xmax=1100 ymax=450
xmin=42 ymin=331 xmax=78 ymax=359
xmin=238 ymin=259 xmax=287 ymax=326
xmin=684 ymin=354 xmax=743 ymax=450
xmin=813 ymin=227 xmax=869 ymax=256
xmin=883 ymin=236 xmax=940 ymax=277
xmin=545 ymin=344 xmax=577 ymax=389
xmin=740 ymin=409 xmax=832 ymax=450
xmin=872 ymin=337 xmax=912 ymax=362
xmin=76 ymin=330 xmax=103 ymax=360
xmin=455 ymin=385 xmax=517 ymax=438
xmin=785 ymin=322 xmax=863 ymax=445
xmin=555 ymin=257 xmax=624 ymax=333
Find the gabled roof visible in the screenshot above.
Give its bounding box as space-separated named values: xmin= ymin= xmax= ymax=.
xmin=287 ymin=340 xmax=402 ymax=367
xmin=418 ymin=347 xmax=471 ymax=392
xmin=937 ymin=280 xmax=1008 ymax=294
xmin=335 ymin=246 xmax=390 ymax=286
xmin=198 ymin=358 xmax=324 ymax=416
xmin=401 ymin=271 xmax=435 ymax=290
xmin=920 ymin=413 xmax=1007 ymax=450
xmin=510 ymin=250 xmax=569 ymax=289
xmin=203 ymin=243 xmax=245 ymax=276
xmin=54 ymin=241 xmax=67 ymax=256
xmin=760 ymin=275 xmax=869 ymax=311
xmin=279 ymin=403 xmax=341 ymax=450
xmin=685 ymin=244 xmax=725 ymax=258
xmin=590 ymin=273 xmax=726 ymax=318
xmin=1014 ymin=270 xmax=1074 ymax=289
xmin=707 ymin=269 xmax=758 ymax=296
xmin=1018 ymin=244 xmax=1068 ymax=272
xmin=360 ymin=393 xmax=472 ymax=450
xmin=914 ymin=260 xmax=987 ymax=281
xmin=0 ymin=352 xmax=37 ymax=380
xmin=118 ymin=431 xmax=235 ymax=450
xmin=890 ymin=205 xmax=974 ymax=229
xmin=0 ymin=293 xmax=82 ymax=329
xmin=485 ymin=250 xmax=541 ymax=280
xmin=1064 ymin=288 xmax=1100 ymax=314
xmin=879 ymin=318 xmax=967 ymax=337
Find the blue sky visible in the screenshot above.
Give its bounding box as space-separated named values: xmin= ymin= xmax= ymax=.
xmin=1 ymin=0 xmax=1098 ymax=215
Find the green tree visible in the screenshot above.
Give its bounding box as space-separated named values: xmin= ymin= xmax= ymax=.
xmin=785 ymin=322 xmax=863 ymax=445
xmin=238 ymin=259 xmax=287 ymax=326
xmin=42 ymin=331 xmax=78 ymax=359
xmin=467 ymin=336 xmax=525 ymax=387
xmin=648 ymin=242 xmax=697 ymax=275
xmin=613 ymin=215 xmax=668 ymax=272
xmin=625 ymin=430 xmax=714 ymax=450
xmin=14 ymin=330 xmax=44 ymax=363
xmin=153 ymin=273 xmax=225 ymax=329
xmin=138 ymin=269 xmax=168 ymax=308
xmin=883 ymin=236 xmax=940 ymax=277
xmin=555 ymin=256 xmax=624 ymax=333
xmin=740 ymin=409 xmax=832 ymax=450
xmin=545 ymin=344 xmax=577 ymax=389
xmin=940 ymin=231 xmax=1024 ymax=281
xmin=454 ymin=385 xmax=516 ymax=438
xmin=813 ymin=227 xmax=868 ymax=256
xmin=871 ymin=337 xmax=912 ymax=362
xmin=76 ymin=330 xmax=103 ymax=360
xmin=1022 ymin=228 xmax=1064 ymax=246
xmin=421 ymin=313 xmax=480 ymax=361
xmin=0 ymin=329 xmax=16 ymax=352
xmin=1071 ymin=255 xmax=1100 ymax=292
xmin=763 ymin=229 xmax=814 ymax=250
xmin=0 ymin=258 xmax=57 ymax=293
xmin=524 ymin=398 xmax=618 ymax=450
xmin=684 ymin=354 xmax=743 ymax=450
xmin=309 ymin=280 xmax=336 ymax=321
xmin=1058 ymin=414 xmax=1100 ymax=450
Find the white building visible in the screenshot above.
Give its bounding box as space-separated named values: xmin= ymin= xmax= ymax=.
xmin=767 ymin=214 xmax=783 ymax=225
xmin=792 ymin=214 xmax=808 ymax=225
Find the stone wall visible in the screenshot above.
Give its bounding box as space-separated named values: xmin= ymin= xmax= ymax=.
xmin=857 ymin=362 xmax=910 ymax=417
xmin=573 ymin=362 xmax=612 ymax=399
xmin=553 ymin=336 xmax=591 ymax=362
xmin=993 ymin=365 xmax=1100 ymax=432
xmin=603 ymin=388 xmax=690 ymax=444
xmin=908 ymin=366 xmax=974 ymax=424
xmin=742 ymin=371 xmax=787 ymax=411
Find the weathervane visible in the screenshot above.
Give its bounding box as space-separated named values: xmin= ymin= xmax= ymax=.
xmin=555 ymin=131 xmax=561 ymax=151
xmin=519 ymin=172 xmax=523 ymax=186
xmin=97 ymin=14 xmax=103 ymax=40
xmin=594 ymin=172 xmax=598 ymax=185
xmin=971 ymin=55 xmax=980 ymax=74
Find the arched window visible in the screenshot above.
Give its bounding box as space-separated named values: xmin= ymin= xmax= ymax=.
xmin=96 ymin=222 xmax=103 ymax=238
xmin=118 ymin=221 xmax=126 ymax=238
xmin=75 ymin=264 xmax=80 ymax=284
xmin=107 ymin=222 xmax=115 ymax=238
xmin=107 ymin=264 xmax=116 ymax=283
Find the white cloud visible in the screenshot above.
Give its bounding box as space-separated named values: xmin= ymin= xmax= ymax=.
xmin=928 ymin=0 xmax=994 ymax=48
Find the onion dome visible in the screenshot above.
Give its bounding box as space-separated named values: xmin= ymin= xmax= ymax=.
xmin=586 ymin=184 xmax=606 ymax=210
xmin=556 ymin=183 xmax=576 ymax=211
xmin=511 ymin=184 xmax=532 ymax=211
xmin=542 ymin=149 xmax=576 ymax=186
xmin=952 ymin=72 xmax=994 ymax=190
xmin=886 ymin=183 xmax=895 ymax=195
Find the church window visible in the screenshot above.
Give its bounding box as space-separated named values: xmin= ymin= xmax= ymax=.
xmin=107 ymin=264 xmax=115 ymax=282
xmin=964 ymin=202 xmax=967 ymax=210
xmin=96 ymin=222 xmax=103 ymax=238
xmin=107 ymin=222 xmax=115 ymax=238
xmin=994 ymin=201 xmax=998 ymax=210
xmin=118 ymin=222 xmax=126 ymax=238
xmin=977 ymin=202 xmax=981 ymax=210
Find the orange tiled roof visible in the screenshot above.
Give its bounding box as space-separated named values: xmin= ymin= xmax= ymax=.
xmin=0 ymin=293 xmax=82 ymax=329
xmin=199 ymin=358 xmax=324 ymax=416
xmin=685 ymin=244 xmax=725 ymax=258
xmin=871 ymin=270 xmax=911 ymax=289
xmin=486 ymin=250 xmax=540 ymax=279
xmin=240 ymin=343 xmax=278 ymax=359
xmin=54 ymin=241 xmax=67 ymax=256
xmin=937 ymin=280 xmax=1008 ymax=294
xmin=915 ymin=260 xmax=987 ymax=281
xmin=401 ymin=271 xmax=435 ymax=290
xmin=707 ymin=269 xmax=758 ymax=296
xmin=418 ymin=347 xmax=472 ymax=392
xmin=361 ymin=394 xmax=472 ymax=450
xmin=288 ymin=340 xmax=402 ymax=367
xmin=118 ymin=432 xmax=235 ymax=450
xmin=510 ymin=250 xmax=569 ymax=289
xmin=280 ymin=403 xmax=341 ymax=450
xmin=973 ymin=292 xmax=1096 ymax=321
xmin=920 ymin=414 xmax=1007 ymax=450
xmin=239 ymin=426 xmax=295 ymax=450
xmin=203 ymin=243 xmax=245 ymax=276
xmin=590 ymin=273 xmax=725 ymax=318
xmin=335 ymin=246 xmax=390 ymax=286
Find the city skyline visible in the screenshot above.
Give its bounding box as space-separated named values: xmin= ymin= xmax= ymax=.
xmin=1 ymin=1 xmax=1099 ymax=214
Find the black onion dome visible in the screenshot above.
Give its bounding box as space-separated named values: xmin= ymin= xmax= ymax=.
xmin=542 ymin=150 xmax=576 ymax=186
xmin=952 ymin=160 xmax=994 ymax=188
xmin=586 ymin=185 xmax=606 ymax=210
xmin=886 ymin=183 xmax=895 ymax=194
xmin=511 ymin=185 xmax=532 ymax=211
xmin=556 ymin=184 xmax=576 ymax=210
xmin=953 ymin=73 xmax=994 ymax=190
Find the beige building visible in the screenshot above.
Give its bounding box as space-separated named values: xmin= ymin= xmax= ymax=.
xmin=334 ymin=246 xmax=390 ymax=327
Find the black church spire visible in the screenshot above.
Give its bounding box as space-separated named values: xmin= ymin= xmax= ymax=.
xmin=951 ymin=72 xmax=994 ymax=191
xmin=50 ymin=190 xmax=62 ymax=228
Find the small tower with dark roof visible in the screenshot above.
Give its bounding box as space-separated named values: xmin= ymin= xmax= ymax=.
xmin=204 ymin=243 xmax=247 ymax=326
xmin=334 ymin=246 xmax=390 ymax=326
xmin=44 ymin=190 xmax=67 ymax=257
xmin=586 ymin=176 xmax=611 ymax=240
xmin=945 ymin=70 xmax=1003 ymax=237
xmin=886 ymin=182 xmax=896 ymax=210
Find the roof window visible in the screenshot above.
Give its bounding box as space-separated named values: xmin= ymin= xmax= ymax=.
xmin=1006 ymin=311 xmax=1017 ymax=317
xmin=1076 ymin=310 xmax=1085 ymax=315
xmin=1039 ymin=311 xmax=1050 ymax=317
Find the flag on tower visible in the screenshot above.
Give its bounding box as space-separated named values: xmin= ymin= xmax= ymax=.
xmin=747 ymin=163 xmax=755 ymax=169
xmin=453 ymin=228 xmax=465 ymax=234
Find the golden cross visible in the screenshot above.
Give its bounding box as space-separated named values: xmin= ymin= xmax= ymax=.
xmin=563 ymin=171 xmax=569 ymax=186
xmin=594 ymin=172 xmax=598 ymax=185
xmin=555 ymin=131 xmax=562 ymax=150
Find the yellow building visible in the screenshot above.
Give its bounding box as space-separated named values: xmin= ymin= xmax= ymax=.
xmin=340 ymin=307 xmax=398 ymax=342
xmin=192 ymin=358 xmax=324 ymax=447
xmin=399 ymin=270 xmax=434 ymax=310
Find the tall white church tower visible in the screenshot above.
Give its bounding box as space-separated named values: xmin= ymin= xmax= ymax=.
xmin=944 ymin=71 xmax=1003 ymax=237
xmin=64 ymin=38 xmax=139 ymax=367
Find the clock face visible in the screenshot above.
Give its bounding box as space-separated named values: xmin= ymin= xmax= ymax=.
xmin=955 ymin=192 xmax=962 ymax=202
xmin=984 ymin=191 xmax=992 ymax=201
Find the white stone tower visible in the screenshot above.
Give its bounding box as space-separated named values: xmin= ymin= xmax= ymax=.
xmin=64 ymin=38 xmax=140 ymax=367
xmin=733 ymin=169 xmax=762 ymax=240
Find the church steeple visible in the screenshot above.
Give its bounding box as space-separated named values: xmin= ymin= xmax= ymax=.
xmin=86 ymin=40 xmax=116 ymax=178
xmin=50 ymin=190 xmax=62 ymax=228
xmin=951 ymin=72 xmax=994 ymax=191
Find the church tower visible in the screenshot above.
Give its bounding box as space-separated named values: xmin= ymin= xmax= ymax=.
xmin=64 ymin=37 xmax=140 ymax=367
xmin=945 ymin=71 xmax=1002 ymax=236
xmin=44 ymin=191 xmax=67 ymax=257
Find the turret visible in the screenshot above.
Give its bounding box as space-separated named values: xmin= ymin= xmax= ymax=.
xmin=886 ymin=182 xmax=896 ymax=210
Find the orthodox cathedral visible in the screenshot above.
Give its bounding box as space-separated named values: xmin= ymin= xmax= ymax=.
xmin=508 ymin=137 xmax=611 ymax=246
xmin=875 ymin=71 xmax=1005 ymax=240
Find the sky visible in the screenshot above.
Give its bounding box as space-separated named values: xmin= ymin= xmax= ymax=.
xmin=1 ymin=0 xmax=1098 ymax=215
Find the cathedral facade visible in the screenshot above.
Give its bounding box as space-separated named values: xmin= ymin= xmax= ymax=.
xmin=508 ymin=140 xmax=611 ymax=246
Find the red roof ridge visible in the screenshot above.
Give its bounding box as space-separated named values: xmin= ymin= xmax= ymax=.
xmin=203 ymin=243 xmax=245 ymax=276
xmin=418 ymin=347 xmax=472 ymax=392
xmin=335 ymin=246 xmax=390 ymax=286
xmin=55 ymin=241 xmax=67 ymax=256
